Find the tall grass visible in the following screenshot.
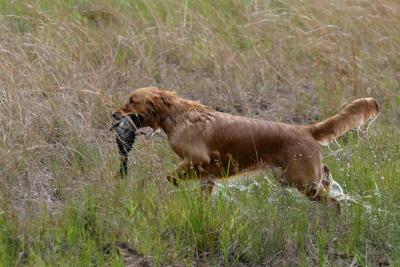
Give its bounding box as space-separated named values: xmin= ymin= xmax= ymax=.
xmin=0 ymin=0 xmax=399 ymax=265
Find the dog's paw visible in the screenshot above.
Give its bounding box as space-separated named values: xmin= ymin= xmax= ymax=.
xmin=167 ymin=175 xmax=179 ymax=187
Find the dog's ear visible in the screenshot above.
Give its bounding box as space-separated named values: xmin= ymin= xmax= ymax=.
xmin=159 ymin=90 xmax=176 ymax=103
xmin=145 ymin=95 xmax=163 ymax=114
xmin=145 ymin=90 xmax=176 ymax=113
xmin=144 ymin=95 xmax=165 ymax=129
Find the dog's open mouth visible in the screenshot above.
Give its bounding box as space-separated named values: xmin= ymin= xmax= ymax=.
xmin=111 ymin=114 xmax=144 ymax=177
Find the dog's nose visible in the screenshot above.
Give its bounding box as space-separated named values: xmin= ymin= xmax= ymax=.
xmin=112 ymin=111 xmax=120 ymax=119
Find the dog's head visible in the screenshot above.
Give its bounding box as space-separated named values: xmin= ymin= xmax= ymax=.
xmin=112 ymin=87 xmax=176 ymax=129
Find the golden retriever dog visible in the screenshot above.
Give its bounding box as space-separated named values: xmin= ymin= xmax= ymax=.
xmin=113 ymin=87 xmax=379 ymax=210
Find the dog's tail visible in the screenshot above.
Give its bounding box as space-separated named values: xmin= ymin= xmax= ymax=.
xmin=307 ymin=98 xmax=379 ymax=145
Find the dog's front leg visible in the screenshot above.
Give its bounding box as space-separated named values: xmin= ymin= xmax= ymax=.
xmin=166 ymin=159 xmax=192 ymax=186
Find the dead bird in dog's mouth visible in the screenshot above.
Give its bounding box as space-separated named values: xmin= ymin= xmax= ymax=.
xmin=110 ymin=113 xmax=143 ymax=177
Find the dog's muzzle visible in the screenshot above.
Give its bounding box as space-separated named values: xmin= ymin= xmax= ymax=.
xmin=112 ymin=111 xmax=121 ymax=120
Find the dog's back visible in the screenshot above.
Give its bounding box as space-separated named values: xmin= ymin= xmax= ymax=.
xmin=205 ymin=114 xmax=318 ymax=174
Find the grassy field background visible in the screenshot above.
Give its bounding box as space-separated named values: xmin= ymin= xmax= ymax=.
xmin=0 ymin=0 xmax=399 ymax=266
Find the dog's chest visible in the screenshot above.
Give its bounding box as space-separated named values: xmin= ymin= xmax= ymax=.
xmin=168 ymin=123 xmax=210 ymax=158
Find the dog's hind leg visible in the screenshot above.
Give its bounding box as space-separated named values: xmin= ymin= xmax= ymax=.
xmin=321 ymin=164 xmax=332 ymax=191
xmin=285 ymin=158 xmax=341 ymax=214
xmin=304 ymin=182 xmax=342 ymax=214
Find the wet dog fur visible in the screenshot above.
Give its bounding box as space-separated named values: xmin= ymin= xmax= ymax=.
xmin=113 ymin=87 xmax=379 ymax=210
